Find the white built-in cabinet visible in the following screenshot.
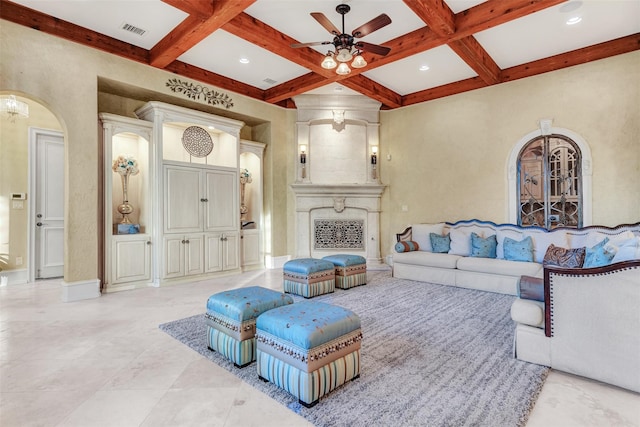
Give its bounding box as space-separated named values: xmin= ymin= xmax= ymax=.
xmin=100 ymin=113 xmax=154 ymax=292
xmin=101 ymin=103 xmax=263 ymax=290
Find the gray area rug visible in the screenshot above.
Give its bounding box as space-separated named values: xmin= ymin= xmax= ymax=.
xmin=159 ymin=272 xmax=549 ymax=427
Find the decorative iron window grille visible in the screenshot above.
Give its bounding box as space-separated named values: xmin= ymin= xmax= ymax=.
xmin=517 ymin=135 xmax=582 ymax=229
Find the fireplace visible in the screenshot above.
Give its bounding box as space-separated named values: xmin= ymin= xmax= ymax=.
xmin=290 ymin=184 xmax=386 ymax=267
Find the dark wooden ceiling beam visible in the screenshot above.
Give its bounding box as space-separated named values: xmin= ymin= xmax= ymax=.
xmin=403 ymin=0 xmax=455 ymax=35
xmin=150 ymin=0 xmax=255 ymax=69
xmin=161 ymin=0 xmax=214 ymax=19
xmin=501 ymin=33 xmax=640 ymax=82
xmin=0 ymin=0 xmax=149 ymax=64
xmin=448 ymin=36 xmax=502 ymax=85
xmin=403 ymin=33 xmax=640 ymax=106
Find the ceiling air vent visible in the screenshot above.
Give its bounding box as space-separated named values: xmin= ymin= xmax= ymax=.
xmin=121 ymin=22 xmax=147 ymax=36
xmin=263 ymin=78 xmax=277 ymax=85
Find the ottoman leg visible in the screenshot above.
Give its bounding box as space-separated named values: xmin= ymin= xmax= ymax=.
xmin=299 ymin=399 xmax=318 ymax=408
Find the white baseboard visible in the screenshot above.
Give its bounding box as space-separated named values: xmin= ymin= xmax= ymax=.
xmin=0 ymin=269 xmax=28 ymax=286
xmin=264 ymin=255 xmax=291 ymax=269
xmin=61 ymin=278 xmax=101 ymax=302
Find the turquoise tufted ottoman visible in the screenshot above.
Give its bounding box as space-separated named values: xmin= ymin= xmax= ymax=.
xmin=322 ymin=254 xmax=367 ymax=289
xmin=205 ymin=286 xmax=294 ymax=368
xmin=283 ymin=258 xmax=335 ymax=298
xmin=256 ymin=301 xmax=362 ymax=407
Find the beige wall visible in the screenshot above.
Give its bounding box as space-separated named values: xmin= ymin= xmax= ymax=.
xmin=380 ymin=51 xmax=640 ymax=255
xmin=1 ymin=20 xmax=294 ymax=283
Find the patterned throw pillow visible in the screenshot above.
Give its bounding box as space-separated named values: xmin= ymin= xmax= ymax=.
xmin=503 ymin=236 xmax=534 ymax=262
xmin=470 ymin=232 xmax=497 ymax=258
xmin=429 ymin=233 xmax=451 ymax=253
xmin=543 ymin=244 xmax=586 ymax=268
xmin=395 ymin=241 xmax=420 ymax=253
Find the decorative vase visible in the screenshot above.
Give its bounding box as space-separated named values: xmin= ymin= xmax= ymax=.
xmin=240 ymin=174 xmax=252 ymax=221
xmin=117 ymin=172 xmax=134 ymax=224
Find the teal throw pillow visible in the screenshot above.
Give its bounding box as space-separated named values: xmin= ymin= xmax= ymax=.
xmin=429 ymin=233 xmax=451 ymax=253
xmin=470 ymin=232 xmax=497 ymax=258
xmin=583 ymin=238 xmax=614 ymax=268
xmin=503 ymin=236 xmax=534 ymax=262
xmin=395 ymin=241 xmax=420 ymax=253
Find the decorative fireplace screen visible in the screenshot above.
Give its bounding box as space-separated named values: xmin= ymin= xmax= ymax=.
xmin=314 ymin=219 xmax=364 ymax=249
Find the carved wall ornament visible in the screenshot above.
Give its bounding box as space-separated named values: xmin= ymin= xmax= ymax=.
xmin=166 ymin=78 xmax=234 ymax=109
xmin=334 ymin=197 xmax=346 ymax=213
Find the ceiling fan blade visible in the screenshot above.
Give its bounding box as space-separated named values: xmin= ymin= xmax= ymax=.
xmin=291 ymin=41 xmax=332 ymax=48
xmin=311 ymin=12 xmax=341 ymax=35
xmin=356 ymin=42 xmax=391 ymax=56
xmin=352 ymin=14 xmax=391 ymax=38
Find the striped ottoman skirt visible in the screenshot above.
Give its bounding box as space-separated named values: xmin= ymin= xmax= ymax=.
xmin=322 ymin=254 xmax=367 ymax=289
xmin=283 ymin=258 xmax=335 ymax=298
xmin=256 ymin=301 xmax=362 ymax=407
xmin=205 ymin=286 xmax=293 ymax=368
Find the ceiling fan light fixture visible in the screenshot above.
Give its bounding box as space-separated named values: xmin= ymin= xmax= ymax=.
xmin=351 ymin=54 xmax=367 ymax=68
xmin=321 ymin=54 xmax=338 ymax=69
xmin=336 ymin=48 xmax=353 ymax=63
xmin=336 ymin=62 xmax=351 ymax=75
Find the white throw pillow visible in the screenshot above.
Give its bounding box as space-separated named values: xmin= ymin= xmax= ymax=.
xmin=411 ymin=223 xmax=445 ymax=252
xmin=609 ymin=236 xmax=640 ymax=263
xmin=449 ymin=229 xmax=472 ymax=256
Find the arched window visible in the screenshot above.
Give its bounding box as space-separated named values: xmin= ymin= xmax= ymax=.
xmin=518 ymin=135 xmax=582 ymax=229
xmin=508 ymin=121 xmax=592 ymax=228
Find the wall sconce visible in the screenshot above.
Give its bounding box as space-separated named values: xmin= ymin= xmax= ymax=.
xmin=371 ymin=146 xmax=378 ymax=179
xmin=300 ymin=144 xmax=307 ymax=179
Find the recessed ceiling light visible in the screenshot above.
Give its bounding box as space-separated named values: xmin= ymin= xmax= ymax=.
xmin=239 ymin=57 xmax=250 ymax=64
xmin=419 ymin=65 xmax=430 ymax=71
xmin=559 ymin=1 xmax=582 ymax=14
xmin=208 ymin=126 xmax=215 ymax=130
xmin=566 ymin=16 xmax=582 ymax=25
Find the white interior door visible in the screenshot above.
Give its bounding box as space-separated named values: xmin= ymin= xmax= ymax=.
xmin=33 ymin=130 xmax=64 ymax=279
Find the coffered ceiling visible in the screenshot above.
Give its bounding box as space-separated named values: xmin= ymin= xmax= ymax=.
xmin=1 ymin=0 xmax=639 ymax=109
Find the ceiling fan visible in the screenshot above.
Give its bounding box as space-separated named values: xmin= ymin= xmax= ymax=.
xmin=291 ymin=4 xmax=392 ymax=74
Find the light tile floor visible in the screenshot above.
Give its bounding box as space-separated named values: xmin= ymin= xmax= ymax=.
xmin=1 ymin=269 xmax=638 ymax=427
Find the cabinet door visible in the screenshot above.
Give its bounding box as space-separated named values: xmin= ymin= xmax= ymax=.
xmin=163 ymin=236 xmax=185 ymax=278
xmin=184 ymin=234 xmax=204 ymax=276
xmin=223 ymin=232 xmax=240 ymax=271
xmin=165 ymin=165 xmax=203 ymax=233
xmin=241 ymin=230 xmax=261 ymax=267
xmin=111 ymin=236 xmax=151 ymax=284
xmin=205 ymin=233 xmax=222 ymax=273
xmin=204 ymin=170 xmax=238 ymax=231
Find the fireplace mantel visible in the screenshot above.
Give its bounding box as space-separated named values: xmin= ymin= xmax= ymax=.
xmin=291 ymin=183 xmax=386 ymax=197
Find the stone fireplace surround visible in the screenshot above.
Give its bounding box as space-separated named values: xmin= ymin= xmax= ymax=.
xmin=291 ymin=184 xmax=386 ymax=268
xmin=291 ymin=95 xmax=388 ymax=269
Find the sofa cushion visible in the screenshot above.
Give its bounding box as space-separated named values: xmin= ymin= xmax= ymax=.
xmin=411 ymin=223 xmax=445 ymax=252
xmin=470 ymin=232 xmax=497 ymax=258
xmin=430 ymin=233 xmax=451 ymax=253
xmin=543 ymin=244 xmax=586 ymax=268
xmin=395 ymin=241 xmax=419 ymax=253
xmin=609 ymin=237 xmax=640 ymax=263
xmin=503 ymin=236 xmax=534 ymax=262
xmin=518 ymin=275 xmax=544 ymax=301
xmin=393 ymin=251 xmax=461 ymax=269
xmin=456 ymin=256 xmax=542 ymax=277
xmin=583 ymin=245 xmax=615 ymax=268
xmin=511 ymin=299 xmax=545 ymax=328
xmin=449 ymin=229 xmax=472 ymax=256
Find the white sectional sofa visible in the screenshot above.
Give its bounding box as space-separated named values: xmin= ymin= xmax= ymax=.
xmin=393 ymin=219 xmax=640 ymax=393
xmin=392 ymin=219 xmax=640 ymax=295
xmin=512 ymin=260 xmax=640 ymax=393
